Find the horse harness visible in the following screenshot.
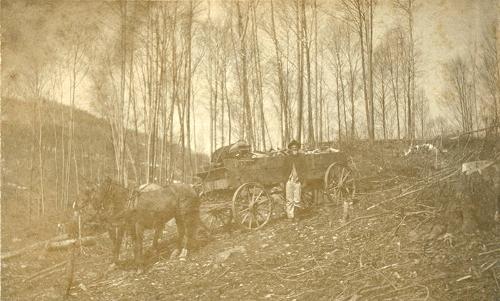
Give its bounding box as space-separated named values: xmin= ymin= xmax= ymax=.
xmin=99 ymin=183 xmax=189 ymax=230
xmin=126 ymin=184 xmax=184 ymax=211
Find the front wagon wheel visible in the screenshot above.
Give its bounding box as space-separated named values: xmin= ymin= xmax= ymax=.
xmin=324 ymin=163 xmax=356 ymax=203
xmin=232 ymin=183 xmax=273 ymax=230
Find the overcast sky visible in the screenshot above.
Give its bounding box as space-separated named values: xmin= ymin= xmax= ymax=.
xmin=3 ymin=0 xmax=497 ymax=155
xmin=409 ymin=0 xmax=496 ymax=113
xmin=191 ymin=0 xmax=498 ymax=153
xmin=117 ymin=0 xmax=498 ymax=154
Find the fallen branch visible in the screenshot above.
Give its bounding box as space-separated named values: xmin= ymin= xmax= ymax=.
xmin=449 ymin=124 xmax=500 ymax=139
xmin=46 ymin=236 xmax=96 ymax=251
xmin=24 ymin=261 xmax=68 ymax=282
xmin=481 ymin=260 xmax=498 ymax=273
xmin=478 ymin=248 xmax=500 ymax=256
xmin=368 ymin=169 xmax=459 ymax=211
xmin=370 ymin=284 xmax=429 ymax=300
xmin=367 ymin=264 xmax=397 ymax=290
xmin=367 ymin=187 xmax=426 ymax=211
xmin=493 ymin=269 xmax=500 ymax=290
xmin=358 ymin=284 xmax=393 ymax=296
xmin=332 ymin=212 xmax=393 ymax=232
xmin=216 ymin=266 xmax=233 ymax=279
xmin=1 ymin=234 xmax=69 ymax=260
xmin=456 ymin=275 xmax=472 ymax=282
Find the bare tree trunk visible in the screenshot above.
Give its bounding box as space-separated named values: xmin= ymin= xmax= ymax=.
xmin=346 ymin=48 xmax=356 ymax=139
xmin=314 ymin=0 xmax=319 ymax=142
xmin=397 ymin=0 xmax=416 ymax=140
xmin=336 ymin=66 xmax=342 ymax=142
xmin=73 ymin=143 xmax=79 ymax=197
xmin=355 ymin=1 xmax=371 ymax=140
xmin=381 ymin=68 xmax=387 ymax=140
xmin=30 ymin=97 xmax=37 ymax=219
xmin=185 ymin=0 xmax=194 ymax=180
xmin=66 ymin=46 xmax=78 ymax=208
xmin=51 ymin=104 xmax=59 ymax=210
xmin=220 ymin=61 xmax=225 ymax=148
xmin=319 ymin=61 xmax=324 ymax=141
xmin=251 ymin=2 xmax=266 ymax=151
xmin=295 ymin=0 xmax=304 ymax=143
xmin=168 ymin=4 xmax=178 ymax=182
xmin=388 ymin=44 xmax=401 ymax=139
xmin=270 ymin=0 xmax=288 ymax=147
xmin=224 ymin=66 xmax=232 ymax=144
xmin=336 ymin=46 xmax=348 ymax=139
xmin=37 ymin=98 xmax=45 ymax=215
xmin=60 ymin=89 xmax=66 ymax=210
xmin=301 ymin=0 xmax=314 ymax=146
xmin=213 ymin=62 xmax=218 ymax=151
xmin=236 ymin=2 xmax=254 ymax=148
xmin=209 ymin=37 xmax=214 ymax=154
xmin=368 ymin=0 xmax=375 ymax=140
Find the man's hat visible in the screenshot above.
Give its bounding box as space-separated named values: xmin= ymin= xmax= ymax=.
xmin=288 ymin=139 xmax=301 ymax=149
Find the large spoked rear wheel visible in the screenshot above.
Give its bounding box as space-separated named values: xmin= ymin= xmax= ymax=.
xmin=324 ymin=163 xmax=356 ymax=203
xmin=232 ymin=183 xmax=273 ymax=230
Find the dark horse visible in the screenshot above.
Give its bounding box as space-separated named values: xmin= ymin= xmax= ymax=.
xmin=85 ymin=178 xmax=201 ymax=267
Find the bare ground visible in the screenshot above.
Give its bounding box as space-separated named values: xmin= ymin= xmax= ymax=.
xmin=2 ymin=141 xmax=499 ymax=300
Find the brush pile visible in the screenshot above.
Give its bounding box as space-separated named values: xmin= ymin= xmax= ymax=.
xmin=2 ymin=138 xmax=499 ymax=300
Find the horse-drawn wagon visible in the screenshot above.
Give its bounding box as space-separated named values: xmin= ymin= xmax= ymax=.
xmin=196 ymin=142 xmax=356 ymax=231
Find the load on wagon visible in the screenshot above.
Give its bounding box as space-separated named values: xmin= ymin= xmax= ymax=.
xmin=196 ymin=140 xmax=356 ymax=231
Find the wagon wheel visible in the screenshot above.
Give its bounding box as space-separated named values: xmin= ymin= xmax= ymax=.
xmin=232 ymin=182 xmax=273 ymax=230
xmin=204 ymin=206 xmax=233 ymax=234
xmin=324 ymin=163 xmax=356 ymax=203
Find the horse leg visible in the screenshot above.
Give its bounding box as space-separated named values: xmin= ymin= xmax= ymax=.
xmin=181 ymin=214 xmax=198 ymax=261
xmin=128 ymin=222 xmax=138 ymax=263
xmin=178 ymin=222 xmax=188 ymax=261
xmin=113 ymin=226 xmax=125 ymax=264
xmin=152 ymin=222 xmax=163 ymax=255
xmin=107 ymin=227 xmax=118 ymax=264
xmin=134 ymin=222 xmax=144 ymax=269
xmin=170 ymin=217 xmax=185 ymax=260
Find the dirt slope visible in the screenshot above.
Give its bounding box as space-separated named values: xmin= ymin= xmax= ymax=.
xmin=2 ymin=141 xmax=499 ymax=300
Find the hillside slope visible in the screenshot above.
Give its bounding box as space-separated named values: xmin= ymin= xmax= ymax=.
xmin=1 ymin=97 xmax=208 ymax=252
xmin=1 ymin=141 xmax=499 ymax=300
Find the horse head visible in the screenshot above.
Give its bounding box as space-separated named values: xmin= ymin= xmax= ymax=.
xmin=92 ymin=178 xmax=132 ymax=225
xmin=76 ymin=178 xmax=115 ymax=227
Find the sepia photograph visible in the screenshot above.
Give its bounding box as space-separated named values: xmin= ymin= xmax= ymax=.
xmin=1 ymin=0 xmax=499 ymax=299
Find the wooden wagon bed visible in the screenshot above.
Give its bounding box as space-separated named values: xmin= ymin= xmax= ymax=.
xmin=196 ymin=150 xmax=354 ymax=231
xmin=197 ymin=152 xmax=348 ymax=193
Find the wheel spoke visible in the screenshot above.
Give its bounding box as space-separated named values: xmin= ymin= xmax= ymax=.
xmin=248 ymin=212 xmax=253 ymax=228
xmin=329 ymin=173 xmax=338 ymax=190
xmin=256 ymin=196 xmax=269 ymax=205
xmin=241 ymin=212 xmax=250 ymax=224
xmin=254 ymin=211 xmax=267 ymax=227
xmin=340 ymin=169 xmax=351 ymax=186
xmin=233 ymin=183 xmax=273 ymax=229
xmin=338 ymin=168 xmax=345 ymax=186
xmin=208 ymin=216 xmax=216 ymax=229
xmin=254 ymin=190 xmax=263 ymax=203
xmin=246 ymin=186 xmax=252 ymax=204
xmin=256 ymin=205 xmax=271 ymax=216
xmin=255 ymin=215 xmax=261 ymax=227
